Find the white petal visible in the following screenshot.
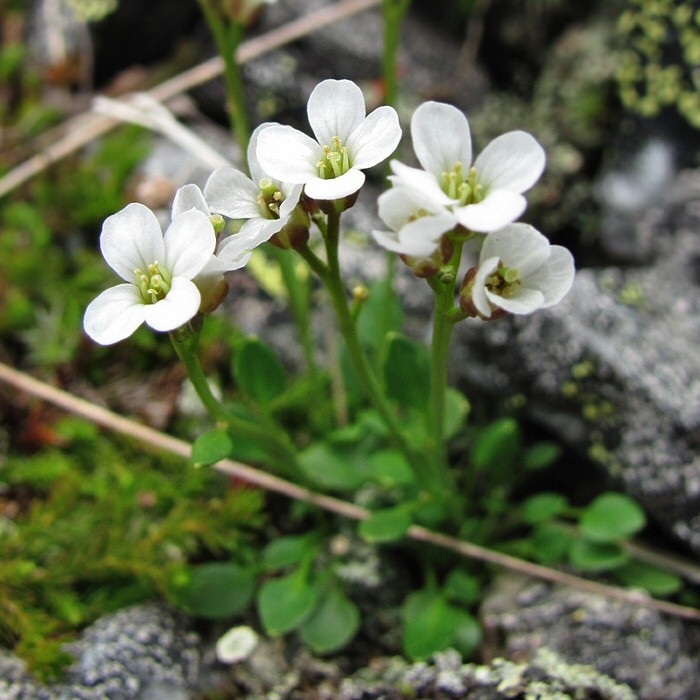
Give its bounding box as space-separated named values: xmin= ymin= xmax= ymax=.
xmin=83 ymin=284 xmax=145 ymax=345
xmin=411 ymin=101 xmax=472 ymax=178
xmin=474 ymin=131 xmax=546 ymax=193
xmin=377 ymin=187 xmax=419 ymax=230
xmin=163 ymin=210 xmax=216 ymax=279
xmin=454 ymin=190 xmax=526 ymax=232
xmin=304 ymin=168 xmax=365 ymax=200
xmin=389 ymin=161 xmax=455 ymax=208
xmin=255 ymin=125 xmax=320 ymax=184
xmin=307 ymin=79 xmax=366 ymax=146
xmin=347 ymin=106 xmax=402 ymax=169
xmin=204 ymin=167 xmax=261 ymax=219
xmin=172 ymin=184 xmax=210 ymax=219
xmin=238 ymin=216 xmax=285 ymax=246
xmin=278 ymin=184 xmax=303 ymax=218
xmin=100 ymin=203 xmax=165 ymax=282
xmin=486 ymin=287 xmax=545 ymax=315
xmin=143 ymin=277 xmax=200 ymax=331
xmin=372 ymin=228 xmax=406 ymax=253
xmin=248 ymin=122 xmax=279 ymax=183
xmin=481 ymin=223 xmax=550 ymax=275
xmin=471 ymin=257 xmax=499 ymax=318
xmin=395 ymin=215 xmax=456 ymax=256
xmin=523 ymin=245 xmax=575 ymax=307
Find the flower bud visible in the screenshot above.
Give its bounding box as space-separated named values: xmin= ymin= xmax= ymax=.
xmin=197 ymin=274 xmax=230 ymax=314
xmin=269 ymin=205 xmax=310 ymax=249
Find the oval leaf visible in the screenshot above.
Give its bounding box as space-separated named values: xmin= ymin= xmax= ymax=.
xmin=299 ymin=582 xmax=360 ymax=654
xmin=521 ymin=493 xmax=569 ymax=525
xmin=358 ymin=505 xmax=412 ymax=543
xmin=383 ymin=333 xmax=429 ymax=409
xmin=402 ymin=590 xmax=459 ymax=660
xmin=191 ymin=429 xmax=233 ymax=467
xmin=257 ymin=569 xmax=320 ymax=635
xmin=613 ymin=561 xmax=683 ymax=596
xmin=233 ymin=337 xmax=287 ymax=404
xmin=174 ymin=562 xmax=255 ymax=619
xmin=298 ymin=443 xmax=365 ymax=490
xmin=472 ymin=418 xmax=521 ymax=473
xmin=262 ymin=534 xmax=320 ymax=571
xmin=569 ymin=539 xmax=628 ymax=572
xmin=580 ymin=493 xmax=646 ymax=543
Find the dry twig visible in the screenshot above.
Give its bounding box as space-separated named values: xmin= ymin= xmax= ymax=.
xmin=1 ymin=360 xmax=699 ymax=623
xmin=0 ymin=0 xmax=382 ymax=198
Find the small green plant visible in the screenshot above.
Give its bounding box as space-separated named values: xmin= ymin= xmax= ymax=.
xmin=0 ymin=416 xmax=265 ymax=679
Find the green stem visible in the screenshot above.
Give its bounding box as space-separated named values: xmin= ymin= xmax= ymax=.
xmin=269 ymin=246 xmax=328 ymax=432
xmin=170 ymin=327 xmax=299 ymax=477
xmin=198 ymin=1 xmax=251 ymax=157
xmin=382 ymin=0 xmax=412 ymax=107
xmin=319 ymin=212 xmax=429 ymax=491
xmin=429 ymin=294 xmax=454 ymax=468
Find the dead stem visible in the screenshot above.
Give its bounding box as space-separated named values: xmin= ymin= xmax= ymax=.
xmin=1 ymin=360 xmax=699 ymax=623
xmin=0 ymin=0 xmax=382 ymax=199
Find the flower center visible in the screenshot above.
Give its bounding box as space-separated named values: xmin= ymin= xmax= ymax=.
xmin=257 ymin=178 xmax=285 ymax=220
xmin=135 ymin=261 xmax=172 ymax=304
xmin=486 ymin=263 xmax=520 ymax=299
xmin=440 ymin=163 xmax=484 ymax=205
xmin=317 ymin=136 xmax=351 ymax=179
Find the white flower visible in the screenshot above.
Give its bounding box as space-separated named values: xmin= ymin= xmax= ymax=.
xmin=255 ymin=79 xmax=402 ymax=201
xmin=203 ymin=124 xmax=303 ymax=248
xmin=372 ymin=186 xmax=457 ymax=258
xmin=171 ymin=183 xmax=255 ymax=273
xmin=390 ymin=101 xmax=546 ymax=233
xmin=463 ymin=223 xmax=575 ymax=319
xmin=83 ymin=203 xmax=215 ymax=345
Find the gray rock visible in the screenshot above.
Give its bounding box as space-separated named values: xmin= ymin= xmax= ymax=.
xmin=0 ymin=604 xmax=199 ymax=700
xmin=481 ymin=575 xmax=700 ymax=700
xmin=335 ymin=647 xmax=636 ymax=700
xmin=452 ymin=169 xmax=700 ymax=554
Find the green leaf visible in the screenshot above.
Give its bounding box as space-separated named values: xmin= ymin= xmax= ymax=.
xmin=299 ymin=582 xmax=360 ymax=653
xmin=443 ymin=569 xmax=481 ymax=606
xmin=262 ymin=534 xmax=320 ymax=571
xmin=451 ymin=609 xmax=482 ymax=657
xmin=531 ymin=523 xmax=574 ymax=564
xmin=383 ymin=333 xmax=430 ymax=409
xmin=521 ymin=493 xmax=569 ymax=525
xmin=298 ymin=442 xmax=367 ymax=490
xmin=257 ymin=569 xmax=320 ymax=635
xmin=569 ymin=539 xmax=628 ymax=572
xmin=402 ymin=589 xmax=459 ymax=660
xmin=357 ymin=277 xmax=404 ymax=355
xmin=358 ymin=505 xmax=413 ymax=543
xmin=613 ymin=561 xmax=683 ymax=596
xmin=444 ymin=388 xmax=470 ymax=439
xmin=524 ymin=441 xmax=563 ymax=470
xmin=174 ymin=563 xmax=255 ymax=619
xmin=367 ymin=449 xmax=415 ymax=486
xmin=233 ymin=336 xmax=287 ymax=404
xmin=191 ymin=429 xmax=233 ymax=467
xmin=580 ymin=493 xmax=646 ymax=543
xmin=472 ymin=417 xmax=521 ymax=473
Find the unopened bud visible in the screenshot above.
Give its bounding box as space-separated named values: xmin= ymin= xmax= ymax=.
xmin=210 ymin=214 xmax=226 ymax=235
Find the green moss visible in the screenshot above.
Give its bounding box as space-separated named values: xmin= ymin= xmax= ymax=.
xmin=615 ymin=0 xmax=700 ymax=128
xmin=0 ymin=417 xmax=265 ymax=679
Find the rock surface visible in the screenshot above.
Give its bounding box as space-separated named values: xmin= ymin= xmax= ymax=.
xmin=481 ymin=575 xmax=700 ymax=700
xmin=0 ymin=604 xmax=199 ymax=700
xmin=453 ymin=168 xmax=700 ymax=555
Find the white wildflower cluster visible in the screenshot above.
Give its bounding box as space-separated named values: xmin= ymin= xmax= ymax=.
xmin=371 ymin=101 xmax=574 ymax=319
xmin=84 ymin=79 xmax=574 ymax=345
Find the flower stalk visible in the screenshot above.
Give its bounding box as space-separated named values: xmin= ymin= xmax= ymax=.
xmin=198 ymin=0 xmax=252 ymax=157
